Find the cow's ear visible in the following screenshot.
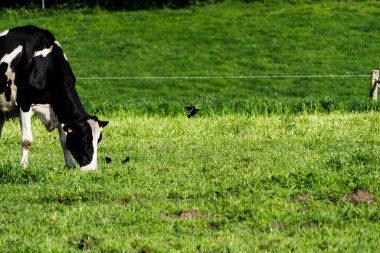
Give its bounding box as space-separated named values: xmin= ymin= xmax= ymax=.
xmin=99 ymin=120 xmax=109 ymax=128
xmin=28 ymin=56 xmax=47 ymax=90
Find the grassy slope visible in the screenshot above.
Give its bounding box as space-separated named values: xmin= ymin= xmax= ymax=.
xmin=1 ymin=1 xmax=380 ymax=114
xmin=1 ymin=113 xmax=380 ymax=251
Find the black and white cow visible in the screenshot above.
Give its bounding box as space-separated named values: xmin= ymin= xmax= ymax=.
xmin=0 ymin=25 xmax=108 ymax=171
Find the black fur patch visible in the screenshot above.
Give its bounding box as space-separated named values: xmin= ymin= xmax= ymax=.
xmin=0 ymin=62 xmax=7 ymax=93
xmin=65 ymin=120 xmax=94 ymax=167
xmin=4 ymin=85 xmax=11 ymax=101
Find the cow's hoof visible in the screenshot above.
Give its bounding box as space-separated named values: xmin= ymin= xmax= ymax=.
xmin=65 ymin=163 xmax=75 ymax=169
xmin=20 ymin=160 xmax=28 ymax=168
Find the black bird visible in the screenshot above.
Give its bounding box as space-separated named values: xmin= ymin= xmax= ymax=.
xmin=105 ymin=157 xmax=112 ymax=163
xmin=185 ymin=106 xmax=199 ymax=118
xmin=122 ymin=157 xmax=130 ymax=163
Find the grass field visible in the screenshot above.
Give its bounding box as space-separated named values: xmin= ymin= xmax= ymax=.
xmin=2 ymin=1 xmax=380 ymax=252
xmin=1 ymin=113 xmax=380 ymax=251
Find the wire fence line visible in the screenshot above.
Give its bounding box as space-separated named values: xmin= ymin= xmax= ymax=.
xmin=76 ymin=74 xmax=372 ymax=81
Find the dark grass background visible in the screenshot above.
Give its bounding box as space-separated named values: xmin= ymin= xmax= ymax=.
xmin=2 ymin=1 xmax=380 ymax=115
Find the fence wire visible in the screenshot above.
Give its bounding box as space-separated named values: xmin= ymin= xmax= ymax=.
xmin=76 ymin=74 xmax=371 ymax=81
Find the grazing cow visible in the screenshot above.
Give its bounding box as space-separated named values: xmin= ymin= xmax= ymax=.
xmin=0 ymin=25 xmax=108 ymax=171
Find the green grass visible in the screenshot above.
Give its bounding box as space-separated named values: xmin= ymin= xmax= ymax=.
xmin=1 ymin=1 xmax=380 ymax=114
xmin=2 ymin=1 xmax=380 ymax=251
xmin=1 ymin=113 xmax=380 ymax=251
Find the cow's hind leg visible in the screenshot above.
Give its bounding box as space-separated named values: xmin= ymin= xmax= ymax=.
xmin=20 ymin=109 xmax=34 ymax=167
xmin=58 ymin=125 xmax=75 ymax=168
xmin=0 ymin=112 xmax=5 ymax=139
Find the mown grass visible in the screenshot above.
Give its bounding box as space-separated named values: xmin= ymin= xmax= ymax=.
xmin=1 ymin=113 xmax=380 ymax=251
xmin=1 ymin=1 xmax=380 ymax=115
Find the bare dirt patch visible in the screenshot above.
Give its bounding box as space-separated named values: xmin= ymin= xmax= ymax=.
xmin=178 ymin=210 xmax=203 ymax=219
xmin=296 ymin=194 xmax=311 ymax=202
xmin=342 ymin=189 xmax=375 ymax=203
xmin=160 ymin=210 xmax=203 ymax=220
xmin=270 ymin=221 xmax=284 ymax=231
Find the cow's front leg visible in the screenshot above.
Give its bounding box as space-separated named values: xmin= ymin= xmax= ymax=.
xmin=20 ymin=109 xmax=34 ymax=167
xmin=58 ymin=125 xmax=75 ymax=168
xmin=0 ymin=112 xmax=5 ymax=139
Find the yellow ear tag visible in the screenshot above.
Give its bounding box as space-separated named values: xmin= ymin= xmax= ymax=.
xmin=67 ymin=128 xmax=73 ymax=133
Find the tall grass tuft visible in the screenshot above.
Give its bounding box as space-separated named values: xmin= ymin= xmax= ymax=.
xmin=84 ymin=98 xmax=380 ymax=117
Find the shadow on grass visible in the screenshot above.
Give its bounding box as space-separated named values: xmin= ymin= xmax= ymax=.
xmin=0 ymin=163 xmax=49 ymax=184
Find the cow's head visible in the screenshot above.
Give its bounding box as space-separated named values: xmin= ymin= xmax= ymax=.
xmin=63 ymin=116 xmax=108 ymax=171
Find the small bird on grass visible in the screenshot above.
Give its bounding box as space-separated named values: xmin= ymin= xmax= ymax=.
xmin=122 ymin=157 xmax=130 ymax=163
xmin=185 ymin=106 xmax=199 ymax=118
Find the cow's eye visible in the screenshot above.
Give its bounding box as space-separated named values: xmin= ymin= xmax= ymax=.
xmin=98 ymin=133 xmax=102 ymax=143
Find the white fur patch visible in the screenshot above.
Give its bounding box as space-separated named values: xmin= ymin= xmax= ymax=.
xmin=34 ymin=45 xmax=53 ymax=58
xmin=0 ymin=45 xmax=23 ymax=111
xmin=54 ymin=40 xmax=62 ymax=48
xmin=54 ymin=40 xmax=68 ymax=61
xmin=31 ymin=104 xmax=60 ymax=132
xmin=0 ymin=45 xmax=23 ymax=86
xmin=0 ymin=30 xmax=9 ymax=37
xmin=80 ymin=119 xmax=102 ymax=171
xmin=0 ymin=45 xmax=23 ymax=64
